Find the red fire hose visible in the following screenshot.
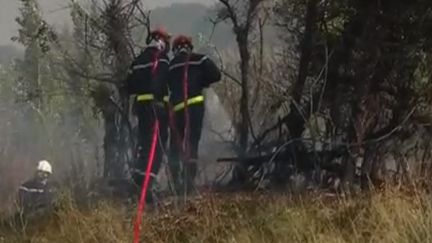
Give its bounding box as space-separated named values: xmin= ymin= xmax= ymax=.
xmin=167 ymin=53 xmax=192 ymax=163
xmin=133 ymin=120 xmax=159 ymax=243
xmin=132 ymin=50 xmax=160 ymax=243
xmin=181 ymin=54 xmax=191 ymax=160
xmin=132 ymin=50 xmax=193 ymax=242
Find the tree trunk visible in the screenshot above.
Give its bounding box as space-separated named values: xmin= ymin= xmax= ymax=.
xmin=102 ymin=104 xmax=122 ymax=178
xmin=230 ymin=32 xmax=251 ymax=187
xmin=238 ymin=34 xmax=251 ymax=155
xmin=100 ymin=0 xmax=133 ymax=178
xmin=285 ymin=0 xmax=318 ymax=139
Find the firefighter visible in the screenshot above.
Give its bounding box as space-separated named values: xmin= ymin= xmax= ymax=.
xmin=125 ymin=27 xmax=171 ymax=201
xmin=168 ymin=35 xmax=221 ymax=194
xmin=18 ymin=160 xmax=56 ymax=217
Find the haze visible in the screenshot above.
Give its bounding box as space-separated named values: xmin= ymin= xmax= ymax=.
xmin=0 ymin=0 xmax=214 ymax=45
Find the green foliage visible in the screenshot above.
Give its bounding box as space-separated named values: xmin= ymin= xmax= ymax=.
xmin=0 ymin=0 xmax=103 ymax=208
xmin=274 ymin=0 xmax=432 ymax=141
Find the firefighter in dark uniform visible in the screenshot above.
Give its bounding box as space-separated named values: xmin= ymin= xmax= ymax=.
xmin=167 ymin=35 xmax=221 ymax=193
xmin=18 ymin=160 xmax=56 ymax=217
xmin=125 ymin=28 xmax=171 ymax=200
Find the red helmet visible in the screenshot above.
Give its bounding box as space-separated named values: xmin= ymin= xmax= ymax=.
xmin=172 ymin=35 xmax=193 ymax=51
xmin=150 ymin=27 xmax=171 ymax=43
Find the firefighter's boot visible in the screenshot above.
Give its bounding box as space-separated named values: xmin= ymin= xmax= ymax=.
xmin=184 ymin=159 xmax=198 ymax=195
xmin=167 ymin=157 xmax=183 ymax=195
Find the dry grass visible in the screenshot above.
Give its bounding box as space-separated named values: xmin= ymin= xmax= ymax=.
xmin=1 ymin=190 xmax=432 ymax=243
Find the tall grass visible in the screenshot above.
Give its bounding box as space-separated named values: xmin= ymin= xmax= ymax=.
xmin=1 ymin=190 xmax=432 ymax=243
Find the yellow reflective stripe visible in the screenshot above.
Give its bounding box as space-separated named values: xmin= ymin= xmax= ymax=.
xmin=173 ymin=95 xmax=204 ymax=111
xmin=136 ymin=94 xmax=154 ymax=101
xmin=163 ymin=96 xmax=169 ymax=103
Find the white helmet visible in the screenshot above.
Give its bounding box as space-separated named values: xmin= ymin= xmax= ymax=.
xmin=37 ymin=160 xmax=52 ymax=174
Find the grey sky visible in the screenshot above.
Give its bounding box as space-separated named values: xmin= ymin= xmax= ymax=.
xmin=0 ymin=0 xmax=214 ymax=46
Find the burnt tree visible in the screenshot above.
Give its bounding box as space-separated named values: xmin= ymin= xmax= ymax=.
xmin=217 ymin=0 xmax=265 ymax=154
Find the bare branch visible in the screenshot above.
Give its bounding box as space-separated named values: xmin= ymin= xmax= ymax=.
xmin=245 ymin=0 xmax=264 ymax=31
xmin=221 ymin=70 xmax=242 ymax=86
xmin=135 ymin=5 xmax=152 ymax=44
xmin=218 ymin=0 xmax=240 ymax=28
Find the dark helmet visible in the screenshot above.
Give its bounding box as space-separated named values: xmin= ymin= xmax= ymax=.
xmin=148 ymin=27 xmax=171 ymax=44
xmin=172 ymin=34 xmax=194 ymax=52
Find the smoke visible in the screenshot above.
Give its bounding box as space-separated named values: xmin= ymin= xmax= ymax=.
xmin=1 ymin=66 xmax=234 ymax=210
xmin=198 ymin=88 xmax=236 ymax=185
xmin=0 ymin=64 xmax=104 ymax=211
xmin=156 ymin=88 xmax=236 ymax=189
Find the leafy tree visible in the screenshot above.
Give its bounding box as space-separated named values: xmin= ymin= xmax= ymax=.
xmin=268 ymin=0 xmax=432 ymax=189
xmin=61 ymin=0 xmax=150 ymax=178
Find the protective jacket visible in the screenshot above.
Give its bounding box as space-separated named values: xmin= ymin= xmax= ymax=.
xmin=167 ymin=50 xmax=221 ymax=194
xmin=126 ymin=46 xmax=169 ymax=103
xmin=125 ymin=46 xmax=170 ymax=200
xmin=18 ymin=178 xmax=55 ymax=214
xmin=168 ymin=51 xmax=221 ymax=110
